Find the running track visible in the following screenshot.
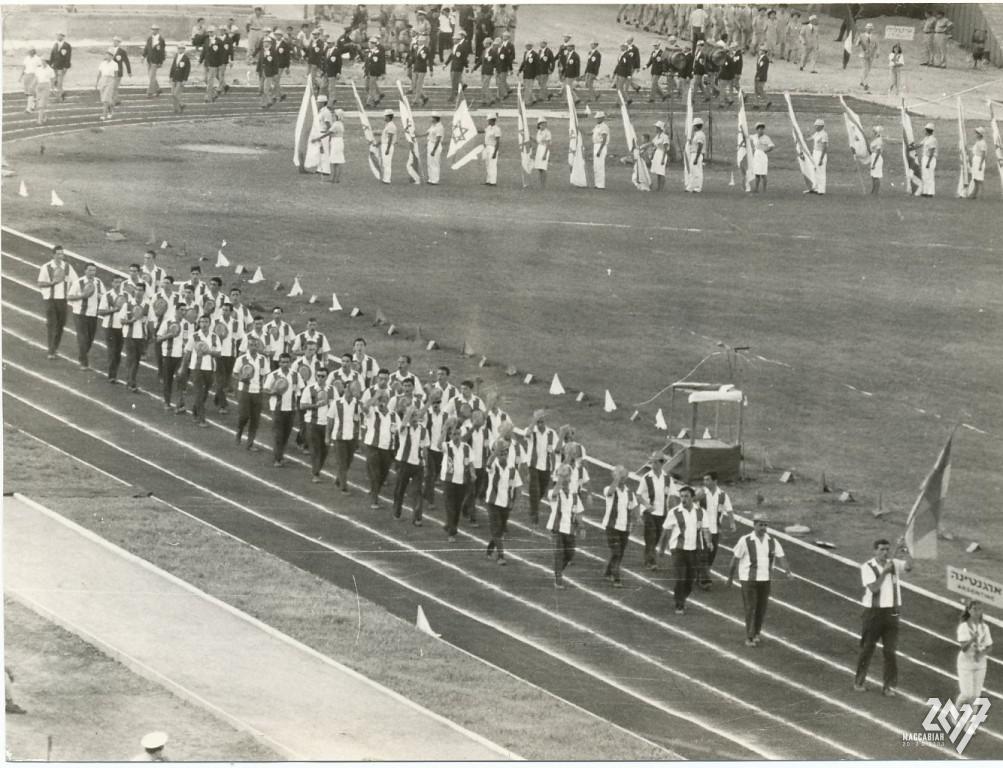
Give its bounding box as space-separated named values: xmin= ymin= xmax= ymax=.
xmin=2 ymin=229 xmax=1000 ymax=760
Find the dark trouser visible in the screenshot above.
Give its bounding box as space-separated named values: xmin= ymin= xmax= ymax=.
xmin=424 ymin=449 xmax=443 ymax=503
xmin=332 ymin=438 xmax=357 ymax=488
xmin=151 ymin=339 xmax=163 ymax=379
xmin=124 ymin=336 xmax=145 ymax=388
xmin=449 ymin=68 xmax=463 ymax=100
xmin=700 ymin=531 xmax=721 ymax=586
xmin=272 ymin=409 xmax=295 ymax=462
xmin=855 ymin=607 xmax=899 ymax=689
xmin=604 ymin=528 xmax=629 ymax=582
xmin=44 ymin=298 xmax=68 ymax=355
xmin=236 ymin=390 xmax=262 ymax=445
xmin=553 ymin=532 xmax=576 ymax=577
xmin=307 ymin=422 xmax=328 ymax=476
xmin=642 ymin=512 xmax=665 ymax=566
xmin=437 ymin=32 xmax=452 ymax=61
xmin=213 ymin=355 xmax=235 ymax=408
xmin=74 ymin=314 xmax=97 ymax=366
xmin=366 ymin=445 xmax=394 ymax=502
xmin=106 ymin=327 xmax=124 ymax=381
xmin=174 ymin=365 xmax=190 ymax=408
xmin=740 ymin=580 xmax=772 ymax=639
xmin=191 ymin=369 xmax=213 ymax=422
xmin=462 ymin=467 xmax=487 ymax=521
xmin=528 ymin=467 xmax=550 ymax=523
xmin=393 ymin=461 xmax=424 ymax=521
xmin=672 ymin=548 xmax=700 ymax=609
xmin=486 ymin=503 xmax=510 ymax=557
xmin=161 ymin=355 xmax=182 ymax=405
xmin=444 ymin=481 xmax=467 ymax=534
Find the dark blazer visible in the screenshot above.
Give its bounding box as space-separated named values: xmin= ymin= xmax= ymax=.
xmin=143 ymin=35 xmax=166 ymax=65
xmin=50 ymin=40 xmax=72 ymax=69
xmin=169 ymin=53 xmax=191 ymax=82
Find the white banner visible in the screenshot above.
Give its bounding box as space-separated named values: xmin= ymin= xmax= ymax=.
xmin=947 ymin=566 xmax=1003 ymax=611
xmin=884 ymin=25 xmax=915 ymax=41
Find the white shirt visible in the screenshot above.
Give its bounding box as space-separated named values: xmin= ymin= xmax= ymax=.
xmin=958 ymin=621 xmax=993 ymax=666
xmin=601 ymin=485 xmax=638 ymax=532
xmin=484 ymin=124 xmax=501 ymax=149
xmin=389 ymin=369 xmax=424 ymax=396
xmin=440 ymin=440 xmax=472 ymax=484
xmin=363 ymin=408 xmax=398 ymax=449
xmin=22 ymin=54 xmax=42 ymax=75
xmin=395 ymin=423 xmax=429 ymax=465
xmin=860 ymin=557 xmax=907 ymax=608
xmin=446 ymin=393 xmax=484 ymax=417
xmin=426 ymin=406 xmax=448 ymax=451
xmin=293 ymin=329 xmax=331 ymax=355
xmin=638 ymin=470 xmax=671 ymax=517
xmin=98 ymin=59 xmax=119 ymax=79
xmin=263 ymin=368 xmax=304 ymax=412
xmin=526 ymin=425 xmax=558 ymax=471
xmin=68 ymin=276 xmax=104 ymax=316
xmin=690 ymin=7 xmax=707 ymax=28
xmin=37 ymin=260 xmax=77 ymax=300
xmin=811 ymin=129 xmax=829 ymax=154
xmin=664 ymin=504 xmax=709 ymax=550
xmin=329 ymin=396 xmax=362 ymax=440
xmin=185 ymin=329 xmax=221 ymax=370
xmin=702 ymin=487 xmax=733 ymax=534
xmin=592 ymin=122 xmax=610 ymax=149
xmin=485 ymin=458 xmax=523 ymax=508
xmin=233 ymin=352 xmax=268 ymax=393
xmin=299 ymin=382 xmax=331 ymax=424
xmin=156 ymin=316 xmax=185 ymax=358
xmin=35 ymin=65 xmax=54 ymax=85
xmin=547 ymin=486 xmax=583 ymax=534
xmin=732 ymin=532 xmax=786 ymax=581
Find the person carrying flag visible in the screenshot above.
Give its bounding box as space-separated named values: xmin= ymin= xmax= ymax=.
xmin=868 ymin=125 xmax=884 ymax=195
xmin=592 ymin=111 xmax=610 ymax=189
xmin=380 ymin=109 xmax=397 ymax=184
xmin=425 ymin=113 xmax=444 ymax=184
xmin=810 ymin=118 xmax=828 ymax=194
xmin=534 ymin=118 xmax=552 ymax=188
xmin=687 ymin=116 xmax=706 ymax=192
xmin=483 ymin=113 xmax=501 ymax=185
xmin=750 ymin=121 xmax=774 ymax=192
xmin=969 ymin=126 xmax=988 ymax=199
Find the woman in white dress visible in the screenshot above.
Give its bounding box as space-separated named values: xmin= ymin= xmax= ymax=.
xmin=750 ymin=121 xmax=774 ymax=193
xmin=95 ymin=49 xmax=119 ymax=121
xmin=316 ymin=95 xmax=333 ymax=179
xmin=330 ymin=109 xmax=346 ymax=184
xmin=868 ymin=125 xmax=883 ymax=195
xmin=650 ymin=120 xmax=670 ymax=191
xmin=534 ymin=118 xmax=551 ymax=188
xmin=957 ymin=599 xmax=993 ymax=707
xmin=380 ymin=109 xmax=397 ymax=184
xmin=425 ymin=114 xmax=443 ymax=184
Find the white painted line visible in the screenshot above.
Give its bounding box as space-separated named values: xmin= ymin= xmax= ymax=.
xmin=1 ymin=380 xmax=783 ymax=759
xmin=963 ymin=423 xmax=989 ymax=435
xmin=6 ymin=423 xmax=131 ymax=486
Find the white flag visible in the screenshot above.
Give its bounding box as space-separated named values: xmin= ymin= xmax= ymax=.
xmin=566 ymin=85 xmax=588 ymax=187
xmin=287 ymin=277 xmax=303 ymax=297
xmin=350 ymin=80 xmax=383 ymax=180
xmin=683 ymin=82 xmax=694 ymax=187
xmin=397 ymin=81 xmax=423 ymax=183
xmin=784 ymin=92 xmax=817 ymax=190
xmin=516 ymin=83 xmax=535 ymax=174
xmin=329 ymin=292 xmax=343 ymax=311
xmin=215 ymin=249 xmax=230 ymax=268
xmin=293 ymin=78 xmax=321 ymax=171
xmin=838 ymin=95 xmax=870 ymax=162
xmin=736 ymin=90 xmax=755 ymax=191
xmin=447 ymin=96 xmax=478 ymax=158
xmin=655 ymin=408 xmax=668 ymax=430
xmin=618 ymin=91 xmax=650 ymax=191
xmin=451 ymin=145 xmax=484 ymax=170
xmin=957 ymin=96 xmax=973 ymax=198
xmin=989 ymin=101 xmax=1003 ymax=194
xmin=51 ymin=190 xmax=64 ymax=207
xmin=248 ymin=267 xmax=264 ymax=284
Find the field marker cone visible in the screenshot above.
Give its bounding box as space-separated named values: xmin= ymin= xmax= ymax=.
xmin=603 ymin=390 xmax=617 ymax=413
xmin=330 ymin=293 xmax=343 ymax=311
xmin=967 ymin=542 xmax=981 ymax=553
xmin=478 ymin=355 xmax=488 ymax=368
xmin=629 ymin=410 xmax=640 ymax=421
xmin=308 ymin=294 xmax=318 ymax=304
xmin=350 ymin=306 xmax=362 ymax=317
xmin=248 ymin=267 xmax=265 ymax=284
xmin=505 ymin=365 xmax=518 ymax=376
xmin=779 ymin=470 xmax=794 ymax=484
xmin=523 ymin=373 xmax=534 ymax=385
xmin=287 ymin=277 xmax=304 ymax=297
xmin=729 ymin=171 xmax=735 ymax=187
xmin=549 ymin=374 xmax=565 ymax=395
xmin=50 ymin=190 xmax=64 ymax=207
xmin=216 ymin=249 xmax=230 ymax=268
xmin=676 ymin=428 xmax=689 ymax=439
xmin=160 ymin=240 xmax=169 ymax=249
xmin=838 ymin=490 xmax=855 ymax=503
xmin=462 ymin=339 xmax=475 ymax=357
xmin=415 ymin=605 xmax=441 ymax=638
xmin=234 ymin=264 xmax=245 ymax=275
xmin=575 ymin=391 xmax=585 ymax=402
xmin=18 ymin=180 xmax=28 ymax=197
xmin=387 ymin=323 xmax=398 ymax=336
xmin=701 ymin=427 xmax=712 ymax=439
xmin=655 ymin=408 xmax=668 ymax=430
xmin=426 ymin=339 xmax=438 ymax=351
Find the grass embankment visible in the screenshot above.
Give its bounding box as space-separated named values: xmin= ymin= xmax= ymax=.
xmin=3 ymin=426 xmax=667 ymax=760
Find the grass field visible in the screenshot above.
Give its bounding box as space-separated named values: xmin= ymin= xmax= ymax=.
xmin=3 ymin=598 xmax=278 ymax=761
xmin=2 ymin=426 xmax=667 ymax=760
xmin=3 ymin=103 xmax=1001 ymax=590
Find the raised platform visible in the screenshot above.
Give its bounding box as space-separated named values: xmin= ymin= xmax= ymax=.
xmin=664 ymin=438 xmax=742 ymax=484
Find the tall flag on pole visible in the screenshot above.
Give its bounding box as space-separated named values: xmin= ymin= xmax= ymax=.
xmin=736 ymin=89 xmax=755 ymax=191
xmin=956 ymin=96 xmax=973 ymax=198
xmin=566 ymin=85 xmax=588 ymax=187
xmin=516 ymin=83 xmax=534 ymax=174
xmin=841 ymin=6 xmax=856 ymax=69
xmin=350 ymin=81 xmax=383 ymax=180
xmin=839 ymin=95 xmax=870 ymax=162
xmin=989 ymin=101 xmax=1003 ymax=194
xmin=619 ymin=90 xmax=651 ymax=191
xmin=784 ymin=91 xmax=817 ymax=190
xmin=447 ymin=94 xmax=478 ymax=159
xmin=396 ymin=80 xmax=423 ymax=184
xmin=293 ymin=79 xmax=321 ymax=172
xmin=904 ymin=430 xmax=954 ymax=559
xmin=682 ymin=82 xmax=694 ymax=187
xmin=900 ymin=101 xmax=923 ymax=196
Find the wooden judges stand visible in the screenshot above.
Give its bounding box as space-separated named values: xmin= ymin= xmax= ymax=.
xmin=662 ymin=382 xmax=745 ymax=483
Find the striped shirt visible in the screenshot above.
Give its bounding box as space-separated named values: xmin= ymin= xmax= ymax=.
xmin=117 ymin=298 xmax=147 ymax=340
xmin=185 ymin=329 xmax=221 ymax=371
xmin=68 ymin=276 xmax=105 ymax=316
xmin=526 ymin=426 xmax=559 ymax=472
xmin=395 ymin=423 xmax=429 ymax=465
xmin=263 ymin=369 xmax=304 ymax=412
xmin=440 ymin=440 xmax=472 ymax=484
xmin=426 ymin=405 xmax=448 ymax=452
xmin=601 ymin=486 xmax=638 ymax=531
xmin=37 ymin=260 xmax=78 ymax=300
xmin=293 ymin=329 xmax=331 ymax=355
xmin=329 ymin=396 xmax=362 ymax=441
xmin=363 ymin=408 xmax=399 ymax=450
xmin=547 ymin=487 xmax=583 ymax=534
xmin=484 ymin=458 xmax=523 ymax=507
xmin=233 ymin=352 xmax=268 ymax=393
xmin=664 ymin=504 xmax=708 ymax=550
xmin=860 ymin=558 xmax=907 ymax=608
xmin=156 ymin=315 xmax=186 ymax=357
xmin=732 ymin=532 xmax=785 ymax=581
xmin=299 ymin=383 xmax=330 ymax=424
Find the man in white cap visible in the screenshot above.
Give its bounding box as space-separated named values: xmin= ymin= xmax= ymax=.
xmin=483 ymin=113 xmax=501 ymax=185
xmin=726 ymin=511 xmax=791 ymax=646
xmin=534 ymin=118 xmax=551 ymax=188
xmin=799 ymin=14 xmax=818 ymax=73
xmin=602 ymin=466 xmax=639 ymax=588
xmin=868 ymin=125 xmax=884 ymax=195
xmin=591 ymin=111 xmax=610 ymax=189
xmin=857 ymin=22 xmax=879 ymax=91
xmin=687 ymin=116 xmax=706 ymax=192
xmin=135 ymin=731 xmax=170 ymax=761
xmin=446 ymin=29 xmax=471 ymax=105
xmin=916 ymin=122 xmax=937 ymax=197
xmin=380 ymin=109 xmax=397 ymax=184
xmin=650 ymin=119 xmax=670 ymax=190
xmin=143 ymin=24 xmax=166 ymax=97
xmin=810 ymin=118 xmax=828 ymax=194
xmin=425 ymin=113 xmax=443 ymax=184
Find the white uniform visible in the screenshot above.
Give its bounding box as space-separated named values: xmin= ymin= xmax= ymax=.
xmin=957 ymin=620 xmax=993 ymax=702
xmin=426 ymin=121 xmax=444 ymax=184
xmin=811 ymin=128 xmax=828 ymax=193
xmin=687 ymin=128 xmax=706 ymax=192
xmin=971 ymin=138 xmax=987 ymax=182
xmin=869 ymin=136 xmax=884 ymax=178
xmin=484 ymin=123 xmax=501 ymax=184
xmin=534 ymin=127 xmax=552 ymax=170
xmin=650 ymin=131 xmax=670 ymax=176
xmin=920 ymin=133 xmax=937 ymax=195
xmin=317 ymin=106 xmax=333 ymax=175
xmin=381 ymin=121 xmax=397 ymax=184
xmin=592 ymin=122 xmax=610 ymax=189
xmin=330 ymin=120 xmax=345 ymax=164
xmin=752 ymin=133 xmax=774 ymax=175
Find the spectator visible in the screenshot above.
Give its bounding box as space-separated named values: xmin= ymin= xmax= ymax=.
xmin=690 ymin=3 xmax=707 ymax=43
xmin=19 ymin=47 xmax=42 ymax=113
xmin=932 ymin=11 xmax=952 ymax=68
xmin=888 ymin=43 xmax=904 ymax=95
xmin=799 ymin=14 xmax=819 ymax=74
xmin=972 ymin=29 xmax=989 ymax=70
xmin=857 ymin=22 xmax=878 ymax=92
xmin=437 ymin=6 xmax=454 ymax=64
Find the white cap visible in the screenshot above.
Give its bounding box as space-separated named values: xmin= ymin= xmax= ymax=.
xmin=925 ymin=122 xmax=935 ymax=131
xmin=383 ymin=109 xmax=394 ymax=117
xmin=594 ymin=111 xmax=606 ymax=120
xmin=654 ymin=120 xmax=666 ymax=130
xmin=141 ymin=733 xmax=168 ymax=751
xmin=813 ymin=118 xmax=824 ymax=127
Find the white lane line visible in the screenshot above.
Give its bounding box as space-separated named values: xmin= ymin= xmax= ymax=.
xmin=6 ymin=423 xmax=131 ymax=486
xmin=0 ymin=369 xmax=787 ymax=760
xmin=963 ymin=423 xmax=989 ymax=435
xmin=3 ymin=279 xmax=997 ymax=684
xmin=6 ymin=586 xmax=301 ymax=759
